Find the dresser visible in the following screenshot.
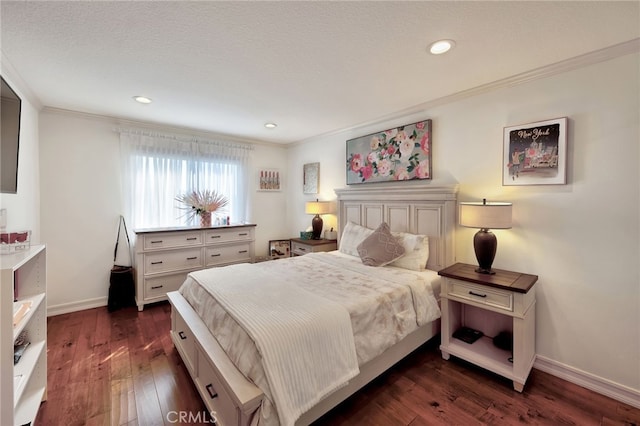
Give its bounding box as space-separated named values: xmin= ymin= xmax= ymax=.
xmin=438 ymin=262 xmax=538 ymax=392
xmin=134 ymin=224 xmax=256 ymax=311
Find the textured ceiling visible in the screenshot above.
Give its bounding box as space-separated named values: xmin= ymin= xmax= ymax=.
xmin=1 ymin=1 xmax=639 ymax=144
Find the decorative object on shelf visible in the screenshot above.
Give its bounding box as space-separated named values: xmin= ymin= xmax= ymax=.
xmin=503 ymin=117 xmax=567 ymax=186
xmin=258 ymin=169 xmax=281 ymax=191
xmin=201 ymin=211 xmax=212 ymax=227
xmin=303 ymin=162 xmax=319 ymax=194
xmin=0 ymin=230 xmax=31 ymax=254
xmin=346 ymin=119 xmax=432 ymax=184
xmin=269 ymin=239 xmax=291 ymax=259
xmin=324 ymin=228 xmax=337 ymax=240
xmin=305 ymin=199 xmax=332 ymax=240
xmin=299 ymin=231 xmax=313 ymax=240
xmin=175 ymin=189 xmax=229 ymax=227
xmin=459 ymin=199 xmax=512 ymax=274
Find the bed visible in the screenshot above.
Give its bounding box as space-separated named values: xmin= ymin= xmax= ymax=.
xmin=167 ymin=184 xmax=457 ymax=426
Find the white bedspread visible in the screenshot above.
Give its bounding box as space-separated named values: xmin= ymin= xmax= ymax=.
xmin=188 ymin=265 xmax=359 ymax=426
xmin=179 ymin=251 xmax=441 ymax=425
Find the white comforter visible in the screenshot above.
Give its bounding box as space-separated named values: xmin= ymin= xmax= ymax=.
xmin=179 ymin=251 xmax=441 ymax=425
xmin=187 ymin=264 xmax=359 ymax=426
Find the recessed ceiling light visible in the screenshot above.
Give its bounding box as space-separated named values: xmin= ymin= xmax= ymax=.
xmin=264 ymin=122 xmax=277 ymax=129
xmin=133 ymin=96 xmax=152 ymax=104
xmin=429 ymin=39 xmax=455 ymax=55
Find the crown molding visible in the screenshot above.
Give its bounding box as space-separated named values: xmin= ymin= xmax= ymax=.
xmin=40 ymin=106 xmax=285 ymax=148
xmin=291 ymin=38 xmax=640 ymax=148
xmin=1 ymin=51 xmax=44 ymax=110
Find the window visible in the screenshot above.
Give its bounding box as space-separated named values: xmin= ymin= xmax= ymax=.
xmin=120 ymin=131 xmax=252 ymax=229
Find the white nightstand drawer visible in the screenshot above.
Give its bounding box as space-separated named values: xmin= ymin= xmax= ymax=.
xmin=144 ymin=231 xmax=202 ymax=250
xmin=144 ymin=248 xmax=203 ymax=274
xmin=205 ymin=228 xmax=253 ymax=244
xmin=145 ymin=272 xmax=189 ymax=298
xmin=205 ymin=243 xmax=252 ymax=266
xmin=291 ymin=241 xmax=310 ymax=255
xmin=448 ymin=280 xmax=513 ymax=312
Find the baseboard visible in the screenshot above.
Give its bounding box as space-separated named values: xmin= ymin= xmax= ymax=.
xmin=47 ymin=296 xmax=108 ymax=316
xmin=534 ymin=355 xmax=640 ymax=409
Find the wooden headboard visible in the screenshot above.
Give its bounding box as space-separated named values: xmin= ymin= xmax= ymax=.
xmin=334 ymin=184 xmax=458 ymax=272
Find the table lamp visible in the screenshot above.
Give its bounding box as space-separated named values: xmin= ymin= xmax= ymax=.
xmin=459 ymin=199 xmax=512 ymax=274
xmin=305 ymin=200 xmax=331 ymax=239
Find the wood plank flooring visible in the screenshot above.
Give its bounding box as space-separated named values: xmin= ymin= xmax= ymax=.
xmin=38 ymin=302 xmax=640 ymax=426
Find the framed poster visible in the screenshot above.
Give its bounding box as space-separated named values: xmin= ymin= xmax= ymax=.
xmin=346 ymin=119 xmax=432 ymax=184
xmin=268 ymin=239 xmax=291 ymax=259
xmin=503 ymin=117 xmax=567 ymax=185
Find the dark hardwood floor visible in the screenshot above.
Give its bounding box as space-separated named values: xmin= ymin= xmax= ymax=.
xmin=38 ymin=302 xmax=639 ymax=426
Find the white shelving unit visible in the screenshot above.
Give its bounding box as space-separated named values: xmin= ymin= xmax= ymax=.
xmin=1 ymin=245 xmax=47 ymax=426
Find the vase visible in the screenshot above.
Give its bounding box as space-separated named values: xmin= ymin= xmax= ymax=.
xmin=199 ymin=211 xmax=212 ymax=228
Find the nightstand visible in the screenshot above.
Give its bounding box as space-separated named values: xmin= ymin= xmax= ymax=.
xmin=290 ymin=238 xmax=337 ymax=256
xmin=438 ymin=262 xmax=538 ymax=392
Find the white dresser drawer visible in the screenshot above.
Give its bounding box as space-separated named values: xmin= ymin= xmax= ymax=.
xmin=205 ymin=243 xmax=252 ymax=266
xmin=196 ymin=348 xmax=239 ymax=426
xmin=144 ymin=231 xmax=202 ymax=250
xmin=145 ymin=248 xmax=203 ymax=274
xmin=145 ymin=272 xmax=189 ymax=299
xmin=205 ymin=228 xmax=253 ymax=244
xmin=448 ymin=279 xmax=513 ymax=312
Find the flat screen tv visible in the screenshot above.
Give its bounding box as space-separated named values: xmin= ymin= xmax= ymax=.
xmin=1 ymin=76 xmax=21 ymax=194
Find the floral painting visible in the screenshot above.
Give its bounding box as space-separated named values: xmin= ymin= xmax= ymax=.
xmin=346 ymin=120 xmax=432 ymax=184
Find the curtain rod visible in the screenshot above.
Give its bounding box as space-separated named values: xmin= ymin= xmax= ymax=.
xmin=115 ymin=127 xmax=255 ymax=151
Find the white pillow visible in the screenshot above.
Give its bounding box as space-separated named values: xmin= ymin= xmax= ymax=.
xmin=339 ymin=221 xmax=374 ymax=257
xmin=389 ymin=231 xmax=429 ymax=271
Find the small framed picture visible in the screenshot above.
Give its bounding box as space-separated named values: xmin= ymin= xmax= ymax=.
xmin=503 ymin=117 xmax=568 ymax=185
xmin=303 ymin=163 xmax=319 ymax=194
xmin=257 ymin=169 xmax=281 ymax=191
xmin=268 ymin=239 xmax=291 ymax=259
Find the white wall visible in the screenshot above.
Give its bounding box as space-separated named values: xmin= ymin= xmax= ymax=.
xmin=39 ymin=111 xmax=288 ymax=313
xmin=287 ymin=54 xmax=640 ymax=395
xmin=0 ymin=75 xmax=40 ymax=241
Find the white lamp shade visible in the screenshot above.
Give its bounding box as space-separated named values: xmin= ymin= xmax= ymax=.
xmin=459 ymin=202 xmax=512 ymax=229
xmin=305 ymin=201 xmax=331 ymax=215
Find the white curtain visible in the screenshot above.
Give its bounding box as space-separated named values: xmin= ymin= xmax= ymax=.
xmin=119 ymin=130 xmax=253 ymax=229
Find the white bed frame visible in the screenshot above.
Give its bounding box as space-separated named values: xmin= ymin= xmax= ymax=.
xmin=168 ymin=184 xmax=458 ymax=425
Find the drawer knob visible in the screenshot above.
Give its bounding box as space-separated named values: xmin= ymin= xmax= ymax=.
xmin=239 ymin=233 xmax=248 ymax=236
xmin=186 ymin=256 xmax=198 ymax=260
xmin=151 ymin=261 xmax=163 ymax=265
xmin=211 ymin=253 xmax=221 ymax=257
xmin=210 ymin=235 xmax=221 ymax=239
xmin=151 ymin=285 xmax=164 ymax=290
xmin=150 ymin=240 xmax=163 ymax=244
xmin=186 ymin=237 xmax=198 ymax=241
xmin=178 ymin=331 xmax=187 ymax=340
xmin=238 ymin=250 xmax=248 ymax=254
xmin=469 ymin=291 xmax=487 ymax=298
xmin=205 ymin=384 xmax=218 ymax=400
